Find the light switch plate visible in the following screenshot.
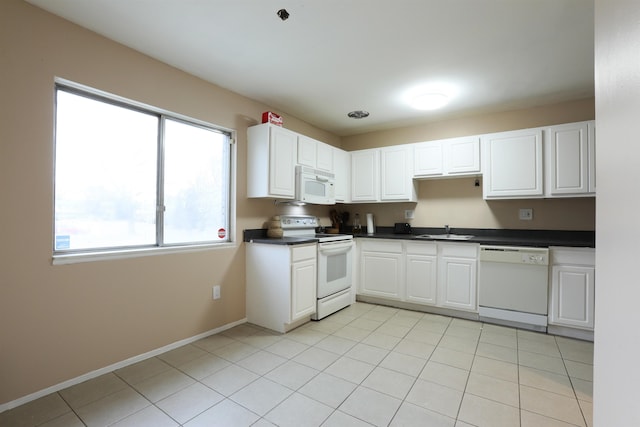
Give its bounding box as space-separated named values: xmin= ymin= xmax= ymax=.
xmin=519 ymin=208 xmax=533 ymax=220
xmin=404 ymin=210 xmax=414 ymax=219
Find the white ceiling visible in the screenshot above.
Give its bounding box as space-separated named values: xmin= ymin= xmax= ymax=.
xmin=27 ymin=0 xmax=594 ymax=136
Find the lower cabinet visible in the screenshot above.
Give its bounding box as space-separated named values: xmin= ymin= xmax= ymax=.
xmin=405 ymin=242 xmax=437 ymax=305
xmin=548 ymin=247 xmax=595 ymax=330
xmin=358 ymin=239 xmax=478 ymax=313
xmin=438 ymin=243 xmax=478 ymax=312
xmin=246 ymin=243 xmax=317 ymax=333
xmin=360 ymin=240 xmax=403 ymax=299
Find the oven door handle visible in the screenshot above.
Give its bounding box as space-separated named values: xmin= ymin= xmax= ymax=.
xmin=318 ymin=242 xmax=353 ymax=255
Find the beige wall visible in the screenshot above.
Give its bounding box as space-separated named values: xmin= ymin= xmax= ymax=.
xmin=341 ymin=99 xmax=596 ymax=231
xmin=0 ymin=0 xmax=337 ymax=405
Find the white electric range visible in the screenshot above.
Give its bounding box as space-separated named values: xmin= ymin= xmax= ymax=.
xmin=280 ymin=215 xmax=354 ymax=319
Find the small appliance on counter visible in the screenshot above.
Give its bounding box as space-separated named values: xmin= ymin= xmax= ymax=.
xmin=394 ymin=222 xmax=412 ymax=234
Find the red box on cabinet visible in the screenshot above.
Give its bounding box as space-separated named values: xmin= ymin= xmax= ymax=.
xmin=262 ymin=111 xmax=283 ymax=126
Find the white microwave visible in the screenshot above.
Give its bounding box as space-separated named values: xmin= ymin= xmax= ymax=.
xmin=295 ymin=165 xmax=336 ymax=205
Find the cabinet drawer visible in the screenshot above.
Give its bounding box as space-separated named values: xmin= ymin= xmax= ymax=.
xmin=360 ymin=239 xmax=403 ymax=253
xmin=292 ymin=244 xmax=317 ymax=262
xmin=439 ymin=243 xmax=478 ymax=258
xmin=550 ymin=247 xmax=595 ymax=266
xmin=405 ymin=241 xmax=437 ymax=256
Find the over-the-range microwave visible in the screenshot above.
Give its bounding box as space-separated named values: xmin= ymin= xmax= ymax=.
xmin=295 ymin=165 xmax=335 ymax=205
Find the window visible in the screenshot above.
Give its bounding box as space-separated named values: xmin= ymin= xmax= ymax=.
xmin=54 ymin=83 xmax=233 ymax=257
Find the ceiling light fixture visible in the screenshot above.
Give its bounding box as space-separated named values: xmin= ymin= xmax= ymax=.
xmin=347 ymin=110 xmax=370 ymax=119
xmin=410 ymin=92 xmax=450 ymax=111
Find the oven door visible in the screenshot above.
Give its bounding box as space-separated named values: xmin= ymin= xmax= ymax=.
xmin=317 ymin=240 xmax=353 ymax=298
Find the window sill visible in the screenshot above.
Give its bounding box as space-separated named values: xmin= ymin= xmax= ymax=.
xmin=52 ymin=242 xmax=237 ymax=265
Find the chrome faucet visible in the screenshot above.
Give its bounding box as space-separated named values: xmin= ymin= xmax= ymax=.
xmin=445 ymin=224 xmax=450 ymax=235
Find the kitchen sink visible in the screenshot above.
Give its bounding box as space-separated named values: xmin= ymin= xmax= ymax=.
xmin=415 ymin=234 xmax=475 ymax=241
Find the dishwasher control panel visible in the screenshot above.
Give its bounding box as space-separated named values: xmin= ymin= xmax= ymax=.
xmin=521 ymin=253 xmax=547 ymax=264
xmin=480 ymin=246 xmax=549 ymax=266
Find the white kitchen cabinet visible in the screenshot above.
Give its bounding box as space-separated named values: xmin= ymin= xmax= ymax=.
xmin=445 ymin=136 xmax=481 ymax=175
xmin=316 ymin=141 xmax=334 ymax=172
xmin=482 ymin=128 xmax=544 ymax=199
xmin=380 ymin=145 xmax=417 ymax=201
xmin=351 ymin=149 xmax=379 ymax=202
xmin=333 ymin=147 xmax=350 ymax=202
xmin=359 ymin=239 xmax=403 ymax=300
xmin=545 ymin=121 xmax=595 ymax=197
xmin=247 ymin=123 xmax=297 ymax=199
xmin=437 ymin=243 xmax=478 ymax=312
xmin=549 ymin=247 xmax=595 ymax=330
xmin=357 ymin=239 xmax=478 ymax=313
xmin=405 ymin=242 xmax=438 ymax=305
xmin=298 ymin=135 xmax=334 ymax=173
xmin=414 ymin=141 xmax=443 ymax=176
xmin=246 ymin=243 xmax=317 ymax=333
xmin=414 ymin=136 xmax=480 ymax=178
xmin=291 ymin=250 xmax=318 ymax=320
xmin=351 ymin=146 xmax=416 ymax=203
xmin=297 ymin=135 xmax=317 ymax=169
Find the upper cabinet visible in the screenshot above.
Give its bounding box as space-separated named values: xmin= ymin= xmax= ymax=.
xmin=482 ymin=128 xmax=544 ymax=199
xmin=414 ymin=136 xmax=480 ymax=178
xmin=545 ymin=120 xmax=595 ymax=197
xmin=247 ymin=123 xmax=298 ymax=199
xmin=380 ymin=145 xmax=417 ymax=201
xmin=298 ymin=135 xmax=334 ymax=173
xmin=248 ymin=123 xmax=340 ymax=201
xmin=333 ymin=147 xmax=350 ymax=203
xmin=351 ymin=146 xmax=417 ymax=203
xmin=351 ymin=149 xmax=379 ymax=202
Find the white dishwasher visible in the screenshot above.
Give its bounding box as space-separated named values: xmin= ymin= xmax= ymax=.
xmin=478 ymin=245 xmax=549 ymax=332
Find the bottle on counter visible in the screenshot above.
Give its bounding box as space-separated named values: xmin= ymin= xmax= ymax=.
xmin=352 ymin=213 xmax=362 ymax=234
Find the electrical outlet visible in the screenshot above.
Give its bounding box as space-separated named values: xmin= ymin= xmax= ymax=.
xmin=213 ymin=285 xmax=221 ymax=300
xmin=519 ymin=208 xmax=533 ymax=221
xmin=404 ymin=210 xmax=415 ymax=220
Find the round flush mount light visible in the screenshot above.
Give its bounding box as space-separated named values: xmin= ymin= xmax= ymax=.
xmin=403 ymin=82 xmax=459 ymax=111
xmin=410 ymin=92 xmax=450 ymax=110
xmin=347 ymin=110 xmax=370 ymax=119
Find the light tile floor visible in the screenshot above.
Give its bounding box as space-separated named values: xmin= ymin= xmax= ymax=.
xmin=0 ymin=303 xmax=594 ymax=427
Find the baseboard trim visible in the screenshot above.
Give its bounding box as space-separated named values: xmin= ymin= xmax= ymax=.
xmin=0 ymin=317 xmax=247 ymax=413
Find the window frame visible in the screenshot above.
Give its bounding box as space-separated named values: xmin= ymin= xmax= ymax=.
xmin=52 ymin=79 xmax=237 ymax=265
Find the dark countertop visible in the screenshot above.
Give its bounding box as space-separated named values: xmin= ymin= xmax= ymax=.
xmin=244 ymin=227 xmax=595 ymax=248
xmin=355 ymin=227 xmax=595 ymax=248
xmin=243 ymin=229 xmax=318 ymax=245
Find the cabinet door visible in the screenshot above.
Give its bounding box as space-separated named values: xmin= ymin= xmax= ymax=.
xmin=291 ymin=258 xmax=317 ymax=321
xmin=438 ymin=256 xmax=477 ymax=311
xmin=414 ymin=141 xmax=443 ymax=177
xmin=546 ymin=122 xmax=590 ymax=196
xmin=316 ymin=142 xmax=334 ymax=172
xmin=360 ymin=250 xmax=402 ymax=299
xmin=406 ymin=253 xmax=438 ymax=305
xmin=297 ymin=135 xmax=317 ymax=168
xmin=269 ymin=127 xmax=298 ymax=197
xmin=445 ymin=137 xmax=480 ymax=175
xmin=351 ymin=149 xmax=379 ymax=202
xmin=380 ymin=145 xmax=415 ymax=201
xmin=549 ymin=265 xmax=595 ymax=329
xmin=482 ymin=129 xmax=544 ymax=199
xmin=334 ymin=148 xmax=350 ymax=202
